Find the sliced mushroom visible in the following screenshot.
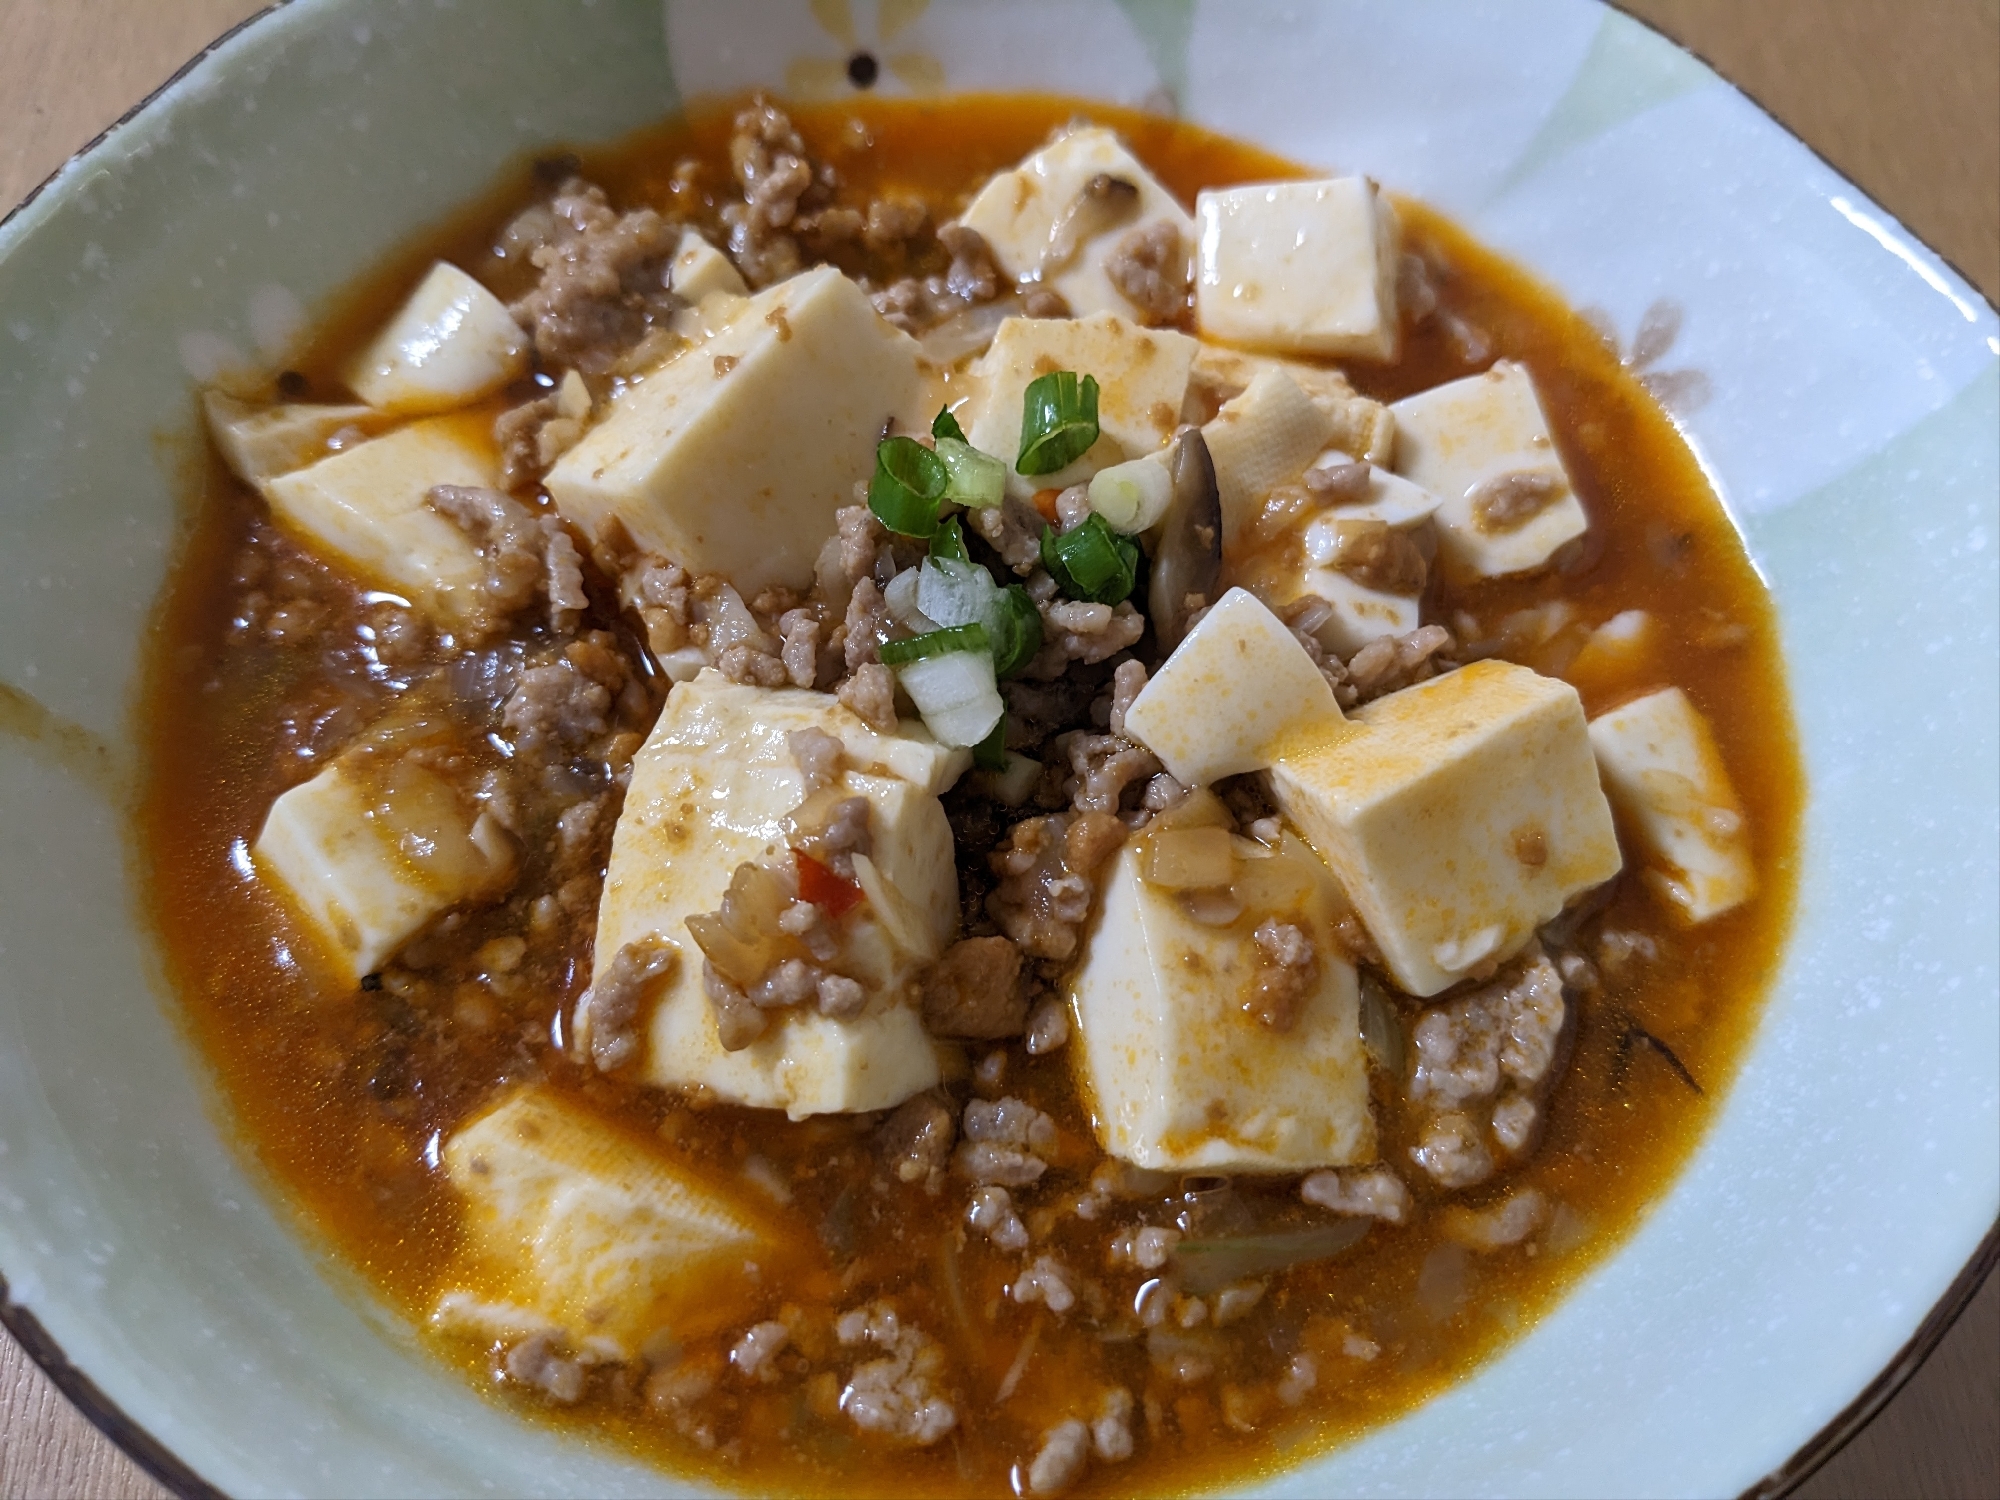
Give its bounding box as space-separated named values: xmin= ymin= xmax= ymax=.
xmin=1040 ymin=174 xmax=1143 ymax=278
xmin=1148 ymin=427 xmax=1222 ymax=653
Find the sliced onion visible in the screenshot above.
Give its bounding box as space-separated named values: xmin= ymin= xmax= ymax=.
xmin=973 ymin=750 xmax=1043 ymax=807
xmin=1088 ymin=453 xmax=1174 ymax=533
xmin=916 ymin=299 xmax=1016 ymax=365
xmin=894 ymin=647 xmax=1004 ymax=748
xmin=1143 ymin=826 xmax=1237 ymax=891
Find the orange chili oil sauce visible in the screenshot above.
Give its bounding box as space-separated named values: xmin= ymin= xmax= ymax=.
xmin=136 ymin=94 xmax=1802 ymax=1497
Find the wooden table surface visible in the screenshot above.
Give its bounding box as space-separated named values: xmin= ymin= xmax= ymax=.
xmin=0 ymin=1 xmax=1994 ymax=1496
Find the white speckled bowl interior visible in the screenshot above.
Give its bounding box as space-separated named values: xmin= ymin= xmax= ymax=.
xmin=0 ymin=1 xmax=1993 ymax=1495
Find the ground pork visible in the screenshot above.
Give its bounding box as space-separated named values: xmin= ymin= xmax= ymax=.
xmin=919 ymin=935 xmax=1026 ymax=1038
xmin=1346 ymin=623 xmax=1457 ymax=703
xmin=835 ymin=1302 xmax=958 ymax=1446
xmin=955 ymin=1095 xmax=1057 ymax=1187
xmin=1300 ymin=1166 xmax=1413 ymax=1224
xmin=581 ymin=935 xmax=676 ymax=1072
xmin=787 ymin=726 xmax=845 ymax=796
xmin=729 ymin=1320 xmax=792 ymax=1381
xmin=1469 ymin=470 xmax=1565 ymax=534
xmin=506 ymin=178 xmax=679 ymax=374
xmin=722 ymin=97 xmax=832 ymax=288
xmin=499 ymin=1332 xmax=586 ymax=1404
xmin=1027 ymin=1419 xmax=1092 ymax=1495
xmin=1024 ymin=995 xmax=1071 ymax=1055
xmin=1410 ymin=1110 xmax=1493 ymax=1189
xmin=1107 ymin=1225 xmax=1180 ymax=1271
xmin=427 ymin=485 xmax=545 ymax=626
xmin=1274 ymin=597 xmax=1361 ymax=708
xmin=1011 ymin=1254 xmax=1078 ymax=1315
xmin=967 ymin=1185 xmax=1031 ymax=1252
xmin=879 ymin=1092 xmax=957 ymax=1191
xmin=837 ymin=661 xmax=899 ymax=732
xmin=501 ymin=659 xmax=612 ymax=758
xmin=1028 ymin=597 xmax=1146 ymax=672
xmin=493 ymin=370 xmax=592 ymax=489
xmin=1326 ymin=518 xmax=1428 ymax=595
xmin=969 ymin=494 xmax=1048 ymax=574
xmin=1248 ymin=919 xmax=1316 ymax=1031
xmin=1104 ymin=220 xmax=1189 ymax=325
xmin=987 ymin=814 xmax=1095 ymax=961
xmin=1055 ymin=731 xmax=1161 ymax=817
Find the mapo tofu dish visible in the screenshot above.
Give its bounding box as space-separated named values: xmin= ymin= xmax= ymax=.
xmin=140 ymin=96 xmax=1801 ymax=1496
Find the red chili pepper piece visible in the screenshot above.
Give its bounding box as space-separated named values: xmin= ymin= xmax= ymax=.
xmin=795 ymin=850 xmax=864 ymax=918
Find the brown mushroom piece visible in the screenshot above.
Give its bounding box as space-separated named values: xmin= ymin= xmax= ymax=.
xmin=1147 ymin=426 xmax=1222 ymax=653
xmin=1040 ymin=173 xmax=1143 ymax=277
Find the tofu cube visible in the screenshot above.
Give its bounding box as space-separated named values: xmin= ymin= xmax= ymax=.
xmin=1268 ymin=660 xmax=1622 ymax=997
xmin=955 ymin=125 xmax=1196 ymax=322
xmin=203 ymin=392 xmax=379 ymax=486
xmin=1123 ymin=587 xmax=1345 ymax=787
xmin=1187 ymin=345 xmax=1396 ymax=465
xmin=963 ymin=312 xmax=1197 ymax=501
xmin=344 ymin=262 xmax=528 ymax=415
xmin=261 ymin=415 xmax=499 ymax=626
xmin=667 ymin=227 xmax=748 ymax=301
xmin=1070 ymin=803 xmax=1373 ymax=1173
xmin=544 ymin=266 xmax=930 ymax=595
xmin=439 ymin=1085 xmax=770 ymax=1358
xmin=1588 ymin=687 xmax=1755 ymax=922
xmin=1295 ymin=568 xmax=1424 ymax=658
xmin=1194 ymin=178 xmax=1402 ymax=361
xmin=1204 ymin=368 xmax=1337 ymax=554
xmin=594 ymin=671 xmax=964 ymax=1117
xmin=253 ymin=725 xmax=515 ymax=984
xmin=1563 ymin=609 xmax=1663 ymax=709
xmin=1391 ymin=361 xmax=1587 ymax=580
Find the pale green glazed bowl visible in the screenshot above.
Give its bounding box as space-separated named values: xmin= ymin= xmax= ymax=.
xmin=1 ymin=2 xmax=1994 ymax=1496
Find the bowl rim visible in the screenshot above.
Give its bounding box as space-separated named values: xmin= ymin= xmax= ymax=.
xmin=0 ymin=2 xmax=1992 ymax=1497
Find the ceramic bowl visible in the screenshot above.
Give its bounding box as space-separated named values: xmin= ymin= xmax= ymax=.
xmin=1 ymin=1 xmax=1993 ymax=1495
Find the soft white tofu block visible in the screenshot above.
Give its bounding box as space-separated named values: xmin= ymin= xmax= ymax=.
xmin=1391 ymin=360 xmax=1587 ymax=580
xmin=964 ymin=312 xmax=1196 ymax=501
xmin=203 ymin=392 xmax=378 ymax=486
xmin=545 ymin=266 xmax=930 ymax=595
xmin=439 ymin=1085 xmax=770 ymax=1358
xmin=1187 ymin=345 xmax=1396 ymax=465
xmin=595 ymin=671 xmax=963 ymax=1117
xmin=1194 ymin=177 xmax=1402 ymax=361
xmin=1269 ymin=659 xmax=1623 ymax=997
xmin=261 ymin=415 xmax=499 ymax=626
xmin=956 ymin=125 xmax=1196 ymax=321
xmin=344 ymin=261 xmax=528 ymax=414
xmin=253 ymin=728 xmax=515 ymax=984
xmin=1297 ymin=567 xmax=1424 ymax=658
xmin=667 ymin=226 xmax=748 ymax=301
xmin=1070 ymin=812 xmax=1373 ymax=1173
xmin=1123 ymin=587 xmax=1345 ymax=787
xmin=1204 ymin=368 xmax=1337 ymax=553
xmin=1589 ymin=687 xmax=1755 ymax=922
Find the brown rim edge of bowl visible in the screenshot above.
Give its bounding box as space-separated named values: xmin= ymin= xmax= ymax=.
xmin=1742 ymin=1223 xmax=2000 ymax=1498
xmin=0 ymin=1271 xmax=224 ymax=1500
xmin=0 ymin=3 xmax=1991 ymax=1498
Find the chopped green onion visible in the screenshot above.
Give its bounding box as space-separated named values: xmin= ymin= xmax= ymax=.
xmin=868 ymin=435 xmax=948 ymax=537
xmin=877 ymin=622 xmax=990 ymax=666
xmin=987 ymin=584 xmax=1044 ymax=677
xmin=932 ymin=406 xmax=969 ymax=444
xmin=929 ymin=515 xmax=969 ymax=565
xmin=935 ymin=438 xmax=1008 ymax=510
xmin=972 ymin=716 xmax=1008 ymax=771
xmin=1016 ymin=371 xmax=1101 ymax=476
xmin=1040 ymin=515 xmax=1140 ymax=605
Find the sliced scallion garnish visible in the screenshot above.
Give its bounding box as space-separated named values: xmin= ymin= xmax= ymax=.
xmin=1016 ymin=371 xmax=1101 ymax=476
xmin=972 ymin=716 xmax=1009 ymax=771
xmin=868 ymin=435 xmax=948 ymax=537
xmin=1040 ymin=514 xmax=1140 ymax=605
xmin=929 ymin=515 xmax=969 ymax=564
xmin=987 ymin=584 xmax=1044 ymax=678
xmin=877 ymin=622 xmax=991 ymax=666
xmin=935 ymin=438 xmax=1007 ymax=509
xmin=932 ymin=406 xmax=969 ymax=444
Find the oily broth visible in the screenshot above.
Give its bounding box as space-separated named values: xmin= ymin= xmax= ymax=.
xmin=136 ymin=95 xmax=1801 ymax=1496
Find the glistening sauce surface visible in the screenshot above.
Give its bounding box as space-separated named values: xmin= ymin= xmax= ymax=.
xmin=137 ymin=96 xmax=1801 ymax=1496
